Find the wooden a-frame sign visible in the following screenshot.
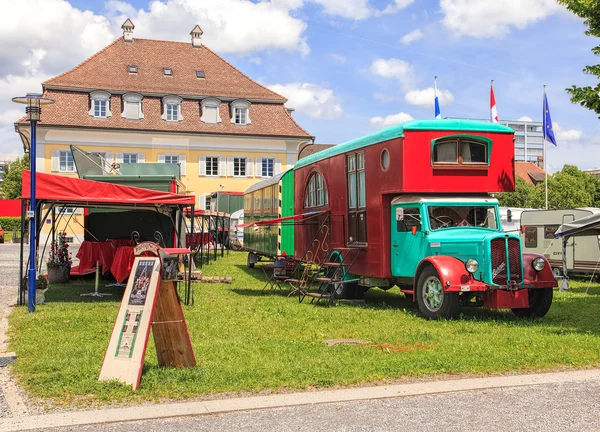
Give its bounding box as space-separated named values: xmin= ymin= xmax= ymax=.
xmin=99 ymin=242 xmax=196 ymax=390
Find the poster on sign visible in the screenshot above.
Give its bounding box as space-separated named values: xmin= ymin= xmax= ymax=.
xmin=99 ymin=256 xmax=161 ymax=389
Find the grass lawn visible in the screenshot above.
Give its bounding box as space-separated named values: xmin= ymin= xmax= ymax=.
xmin=8 ymin=251 xmax=600 ymax=407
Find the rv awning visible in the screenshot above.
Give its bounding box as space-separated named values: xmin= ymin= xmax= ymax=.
xmin=22 ymin=170 xmax=194 ymax=206
xmin=238 ymin=211 xmax=325 ymax=228
xmin=554 ymin=212 xmax=600 ymax=238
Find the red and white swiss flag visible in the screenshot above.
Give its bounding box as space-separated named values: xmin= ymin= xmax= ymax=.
xmin=490 ymin=84 xmax=498 ymax=123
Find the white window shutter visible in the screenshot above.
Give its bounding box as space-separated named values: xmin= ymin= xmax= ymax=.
xmin=51 ymin=150 xmax=60 ymax=172
xmin=116 ymin=153 xmax=124 ymax=163
xmin=158 ymin=153 xmax=165 ymax=163
xmin=197 ymin=194 xmax=206 ymax=210
xmin=247 ymin=158 xmax=254 ymax=177
xmin=198 ymin=156 xmax=206 ymax=176
xmin=219 ymin=157 xmax=226 ymax=177
xmin=105 ymin=152 xmax=114 ymax=164
xmin=275 ymin=158 xmax=282 ymax=175
xmin=138 ymin=153 xmax=145 ymax=163
xmin=179 ymin=154 xmax=186 ymax=176
xmin=227 ymin=157 xmax=234 ymax=176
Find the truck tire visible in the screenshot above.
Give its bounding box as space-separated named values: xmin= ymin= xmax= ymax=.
xmin=511 ymin=288 xmax=553 ymax=318
xmin=416 ymin=266 xmax=459 ymax=320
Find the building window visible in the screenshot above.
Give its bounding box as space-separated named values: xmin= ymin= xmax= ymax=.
xmin=261 ymin=158 xmax=274 ymax=177
xmin=162 ymin=96 xmax=183 ymax=122
xmin=432 ymin=137 xmax=488 ymax=165
xmin=165 ymin=155 xmax=179 ymax=165
xmin=59 ymin=151 xmax=75 ymax=172
xmin=163 ymin=67 xmax=173 ymax=76
xmin=196 ymin=70 xmax=205 ymax=78
xmin=206 ymin=157 xmax=218 ymax=176
xmin=201 ymin=98 xmax=221 ymax=124
xmin=89 ymin=91 xmax=112 ymax=118
xmin=304 ymin=172 xmax=328 ymax=209
xmin=122 ymin=93 xmax=144 ymax=120
xmin=347 ymin=152 xmax=366 ymax=243
xmin=128 ymin=65 xmax=138 ymax=73
xmin=205 ymin=196 xmax=211 ymax=211
xmin=230 ymin=100 xmax=251 ymax=125
xmin=123 ymin=153 xmax=138 ymax=163
xmin=234 ymin=157 xmax=246 ymax=177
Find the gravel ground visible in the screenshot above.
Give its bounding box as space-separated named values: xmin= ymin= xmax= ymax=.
xmin=40 ymin=379 xmax=600 ymax=432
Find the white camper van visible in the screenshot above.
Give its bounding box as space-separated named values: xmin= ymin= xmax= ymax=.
xmin=520 ymin=208 xmax=600 ymax=278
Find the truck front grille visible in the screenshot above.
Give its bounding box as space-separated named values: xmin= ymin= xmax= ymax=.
xmin=491 ymin=237 xmax=523 ymax=285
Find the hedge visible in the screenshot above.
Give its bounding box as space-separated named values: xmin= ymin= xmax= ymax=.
xmin=0 ymin=217 xmax=22 ymax=231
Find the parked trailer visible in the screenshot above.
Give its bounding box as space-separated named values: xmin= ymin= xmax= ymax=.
xmin=520 ymin=208 xmax=600 ymax=279
xmin=209 ymin=191 xmax=244 ymax=214
xmin=252 ymin=119 xmax=557 ymax=319
xmin=243 ymin=170 xmax=295 ymax=267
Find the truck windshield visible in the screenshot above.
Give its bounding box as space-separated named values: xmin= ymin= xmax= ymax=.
xmin=427 ymin=205 xmax=498 ymax=230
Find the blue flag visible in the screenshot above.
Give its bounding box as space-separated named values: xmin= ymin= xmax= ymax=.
xmin=434 ymin=77 xmax=441 ymax=119
xmin=543 ymin=92 xmax=557 ymax=146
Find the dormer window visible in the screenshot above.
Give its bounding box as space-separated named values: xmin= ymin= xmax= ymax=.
xmin=163 ymin=67 xmax=173 ymax=76
xmin=128 ymin=65 xmax=138 ymax=73
xmin=88 ymin=91 xmax=112 ymax=119
xmin=201 ymin=98 xmax=222 ymax=124
xmin=196 ymin=70 xmax=205 ymax=79
xmin=432 ymin=136 xmax=490 ymax=166
xmin=122 ymin=93 xmax=144 ymax=120
xmin=231 ymin=100 xmax=251 ymax=125
xmin=161 ymin=96 xmax=183 ymax=122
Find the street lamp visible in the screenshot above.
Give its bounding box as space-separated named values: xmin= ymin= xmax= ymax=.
xmin=12 ymin=93 xmax=55 ymax=312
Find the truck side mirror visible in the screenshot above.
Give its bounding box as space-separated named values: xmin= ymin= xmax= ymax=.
xmin=411 ymin=226 xmax=417 ymax=235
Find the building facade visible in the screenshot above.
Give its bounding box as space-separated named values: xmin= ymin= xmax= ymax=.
xmin=15 ymin=20 xmax=313 ymax=211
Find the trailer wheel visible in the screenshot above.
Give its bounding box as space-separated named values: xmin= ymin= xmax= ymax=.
xmin=511 ymin=288 xmax=553 ymax=318
xmin=247 ymin=252 xmax=257 ymax=269
xmin=552 ymin=267 xmax=562 ymax=279
xmin=416 ymin=266 xmax=459 ymax=320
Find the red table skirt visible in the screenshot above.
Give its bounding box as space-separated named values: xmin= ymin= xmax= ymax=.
xmin=76 ymin=241 xmax=116 ymax=275
xmin=186 ymin=233 xmax=213 ymax=248
xmin=110 ymin=246 xmax=136 ymax=284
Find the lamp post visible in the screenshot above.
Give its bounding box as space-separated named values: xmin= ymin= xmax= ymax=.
xmin=12 ymin=93 xmax=55 ymax=312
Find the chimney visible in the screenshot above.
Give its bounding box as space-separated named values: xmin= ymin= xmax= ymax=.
xmin=190 ymin=25 xmax=203 ymax=48
xmin=122 ymin=19 xmax=135 ymax=43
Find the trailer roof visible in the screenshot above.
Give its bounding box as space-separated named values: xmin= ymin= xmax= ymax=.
xmin=244 ymin=169 xmax=291 ymax=194
xmin=294 ymin=119 xmax=514 ymax=169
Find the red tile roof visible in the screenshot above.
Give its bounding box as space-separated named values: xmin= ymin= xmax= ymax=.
xmin=43 ymin=38 xmax=286 ymax=101
xmin=515 ymin=161 xmax=546 ymax=185
xmin=298 ymin=143 xmax=334 ymax=159
xmin=30 ymin=90 xmax=311 ymax=138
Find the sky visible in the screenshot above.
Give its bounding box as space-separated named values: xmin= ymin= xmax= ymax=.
xmin=0 ymin=0 xmax=598 ymax=173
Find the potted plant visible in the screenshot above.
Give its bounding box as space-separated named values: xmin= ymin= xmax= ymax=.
xmin=21 ymin=274 xmax=49 ymax=305
xmin=47 ymin=232 xmax=72 ymax=284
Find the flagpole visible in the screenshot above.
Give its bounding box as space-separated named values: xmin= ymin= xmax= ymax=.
xmin=490 ymin=80 xmax=494 ymax=122
xmin=544 ymin=85 xmax=548 ymax=210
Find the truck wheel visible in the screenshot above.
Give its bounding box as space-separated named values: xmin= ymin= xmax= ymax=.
xmin=511 ymin=288 xmax=553 ymax=318
xmin=416 ymin=266 xmax=459 ymax=320
xmin=247 ymin=252 xmax=257 ymax=268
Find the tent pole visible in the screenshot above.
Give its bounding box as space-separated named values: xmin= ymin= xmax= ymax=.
xmin=187 ymin=204 xmax=194 ymax=305
xmin=18 ymin=198 xmax=26 ymax=306
xmin=560 ymin=236 xmax=569 ymax=291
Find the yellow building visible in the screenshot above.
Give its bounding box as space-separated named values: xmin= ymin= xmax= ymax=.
xmin=16 ymin=20 xmax=313 ymax=225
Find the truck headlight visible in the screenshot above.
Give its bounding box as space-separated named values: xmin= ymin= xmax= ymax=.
xmin=465 ymin=258 xmax=479 ymax=273
xmin=532 ymin=257 xmax=545 ymax=271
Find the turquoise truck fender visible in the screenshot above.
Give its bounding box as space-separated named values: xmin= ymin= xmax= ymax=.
xmin=414 ymin=256 xmax=488 ymax=293
xmin=522 ymin=253 xmax=557 ymax=288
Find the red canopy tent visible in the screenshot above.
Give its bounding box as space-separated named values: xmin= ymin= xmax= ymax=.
xmin=22 ymin=170 xmax=194 ymax=206
xmin=18 ymin=171 xmax=196 ymax=305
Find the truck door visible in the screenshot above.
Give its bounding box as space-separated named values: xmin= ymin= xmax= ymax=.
xmin=391 ymin=205 xmax=426 ymax=277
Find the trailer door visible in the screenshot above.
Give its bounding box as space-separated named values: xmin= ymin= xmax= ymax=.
xmin=562 ymin=214 xmax=576 ymax=270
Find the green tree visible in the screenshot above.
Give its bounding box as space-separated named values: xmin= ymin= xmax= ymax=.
xmin=496 ymin=177 xmax=538 ymax=208
xmin=557 ymin=1 xmax=600 ymax=116
xmin=1 ymin=155 xmax=29 ymax=199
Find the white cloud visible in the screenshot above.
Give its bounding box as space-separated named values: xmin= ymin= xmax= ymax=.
xmin=554 ymin=122 xmax=582 ymax=142
xmin=312 ymin=0 xmax=372 ymax=20
xmin=370 ymin=112 xmax=414 ymax=128
xmin=266 ymin=83 xmax=343 ymax=119
xmin=404 ymin=87 xmax=454 ymax=107
xmin=440 ymin=0 xmax=563 ymax=38
xmin=0 ymin=149 xmax=24 ymax=162
xmin=380 ymin=0 xmax=414 ymax=16
xmin=373 ymin=92 xmax=397 ymax=102
xmin=329 ymin=53 xmax=347 ymax=63
xmin=517 ymin=116 xmax=533 ymax=122
xmin=121 ymin=0 xmax=310 ymax=56
xmin=399 ymin=28 xmax=424 ymax=45
xmin=369 ymin=58 xmax=416 ymax=90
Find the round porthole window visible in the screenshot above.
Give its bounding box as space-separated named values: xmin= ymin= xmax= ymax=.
xmin=381 ymin=149 xmax=390 ymax=171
